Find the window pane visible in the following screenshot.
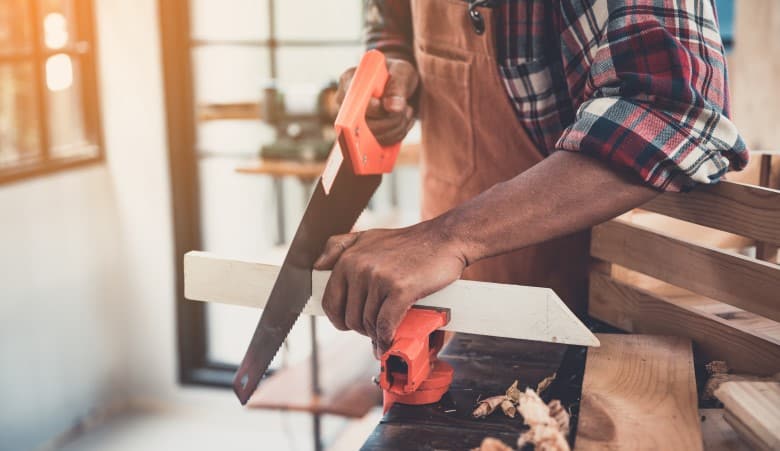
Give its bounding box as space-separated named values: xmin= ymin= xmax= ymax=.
xmin=191 ymin=0 xmax=269 ymax=42
xmin=0 ymin=63 xmax=41 ymax=167
xmin=197 ymin=119 xmax=273 ymax=155
xmin=192 ymin=45 xmax=270 ymax=104
xmin=276 ymin=45 xmax=362 ymax=85
xmin=0 ymin=0 xmax=31 ymax=52
xmin=39 ymin=0 xmax=75 ymax=48
xmin=47 ymin=54 xmax=93 ymax=158
xmin=276 ymin=0 xmax=362 ymax=41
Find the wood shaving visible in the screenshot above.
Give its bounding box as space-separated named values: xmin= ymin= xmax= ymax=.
xmin=517 ymin=423 xmax=570 ymax=451
xmin=500 ymin=399 xmax=517 ymax=418
xmin=472 ymin=437 xmax=513 ymax=451
xmin=547 ymin=400 xmax=570 ymax=436
xmin=705 ymin=360 xmax=729 ymax=375
xmin=472 ymin=395 xmax=508 ymax=419
xmin=536 ymin=373 xmax=557 ymax=394
xmin=473 ymin=382 xmax=570 ymax=451
xmin=516 ymin=388 xmax=551 ymax=427
xmin=506 ymin=380 xmax=521 ymax=403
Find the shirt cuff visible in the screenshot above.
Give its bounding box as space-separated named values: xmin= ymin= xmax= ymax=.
xmin=555 ymin=96 xmax=748 ymax=192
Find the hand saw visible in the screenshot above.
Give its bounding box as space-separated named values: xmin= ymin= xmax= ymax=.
xmin=232 ymin=50 xmax=401 ymax=405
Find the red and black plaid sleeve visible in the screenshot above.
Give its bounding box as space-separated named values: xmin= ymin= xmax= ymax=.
xmin=364 ymin=0 xmax=415 ymax=63
xmin=553 ymin=0 xmax=748 ymax=191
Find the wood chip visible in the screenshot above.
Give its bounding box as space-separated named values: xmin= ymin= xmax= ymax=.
xmin=472 ymin=395 xmax=508 ymax=419
xmin=474 ymin=382 xmax=571 ymax=450
xmin=548 ymin=400 xmax=570 ymax=436
xmin=506 ymin=380 xmax=521 ymax=403
xmin=536 ymin=372 xmax=557 ymax=394
xmin=472 ymin=437 xmax=513 ymax=451
xmin=702 ymin=360 xmax=780 ymax=401
xmin=706 ymin=360 xmax=730 ymax=375
xmin=516 ymin=388 xmax=570 ymax=451
xmin=500 ymin=399 xmax=517 ymax=418
xmin=517 ymin=423 xmax=570 ymax=451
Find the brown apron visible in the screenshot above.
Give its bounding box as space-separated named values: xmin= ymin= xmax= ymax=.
xmin=411 ymin=0 xmax=590 ymax=314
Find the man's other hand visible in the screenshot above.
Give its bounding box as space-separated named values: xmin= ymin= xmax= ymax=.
xmin=313 ymin=220 xmax=465 ymax=357
xmin=336 ymin=57 xmax=419 ymax=146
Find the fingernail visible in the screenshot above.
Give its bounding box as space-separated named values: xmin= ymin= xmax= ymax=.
xmin=386 ymin=96 xmax=405 ymax=112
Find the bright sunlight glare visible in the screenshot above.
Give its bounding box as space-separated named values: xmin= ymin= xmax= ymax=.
xmin=46 ymin=54 xmax=73 ymax=91
xmin=44 ymin=13 xmax=69 ymax=49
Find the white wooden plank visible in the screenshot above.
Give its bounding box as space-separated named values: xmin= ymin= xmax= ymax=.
xmin=184 ymin=251 xmax=599 ymax=347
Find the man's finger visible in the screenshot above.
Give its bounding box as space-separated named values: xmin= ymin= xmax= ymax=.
xmin=344 ymin=272 xmax=368 ymax=335
xmin=362 ymin=281 xmax=384 ymax=341
xmin=336 ymin=67 xmax=356 ymax=106
xmin=381 ymin=60 xmax=418 ymax=113
xmin=321 ymin=265 xmax=348 ymax=330
xmin=366 ymin=98 xmax=384 ymax=118
xmin=375 ymin=292 xmax=413 ymax=351
xmin=314 ymin=233 xmax=359 ymax=269
xmin=366 ymin=111 xmax=406 ymax=135
xmin=372 ymin=341 xmax=382 ymax=360
xmin=374 ymin=107 xmax=414 ymax=146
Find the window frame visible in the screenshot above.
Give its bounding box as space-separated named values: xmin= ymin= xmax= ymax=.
xmin=0 ymin=0 xmax=104 ymax=185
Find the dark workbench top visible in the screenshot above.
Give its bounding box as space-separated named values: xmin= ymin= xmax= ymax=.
xmin=361 ymin=334 xmax=584 ymax=450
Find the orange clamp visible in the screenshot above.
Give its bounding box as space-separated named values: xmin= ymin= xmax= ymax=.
xmin=334 ymin=50 xmax=402 ymax=175
xmin=379 ymin=307 xmax=454 ymax=413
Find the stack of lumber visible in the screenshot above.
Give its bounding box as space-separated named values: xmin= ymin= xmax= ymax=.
xmin=714 ymin=381 xmax=780 ymax=451
xmin=589 ymin=180 xmax=780 ymax=376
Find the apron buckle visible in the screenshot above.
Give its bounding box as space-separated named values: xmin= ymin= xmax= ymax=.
xmin=468 ymin=0 xmax=492 ymax=35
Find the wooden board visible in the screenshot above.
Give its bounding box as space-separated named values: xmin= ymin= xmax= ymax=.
xmin=236 ymin=159 xmax=325 ymax=181
xmin=576 ymin=334 xmax=702 ymax=450
xmin=715 ymin=381 xmax=780 ymax=451
xmin=196 ymin=102 xmax=262 ymax=121
xmin=592 ymin=219 xmax=780 ymax=322
xmin=235 ymin=143 xmax=420 ymax=178
xmin=184 ymin=251 xmax=600 ymax=347
xmin=642 ymin=181 xmax=780 ymax=246
xmin=589 ymin=271 xmax=780 ymax=376
xmin=699 ymin=409 xmax=751 ymax=451
xmin=362 ymin=334 xmax=568 ymax=450
xmin=246 ymin=333 xmax=381 ymax=417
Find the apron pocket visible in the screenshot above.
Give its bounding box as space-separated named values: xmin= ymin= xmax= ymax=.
xmin=416 ymin=49 xmax=475 ymax=186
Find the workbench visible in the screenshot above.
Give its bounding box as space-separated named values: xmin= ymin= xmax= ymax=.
xmin=361 ymin=334 xmax=576 ymax=450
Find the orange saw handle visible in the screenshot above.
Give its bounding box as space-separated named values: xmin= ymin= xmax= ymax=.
xmin=334 ymin=50 xmax=402 ymax=175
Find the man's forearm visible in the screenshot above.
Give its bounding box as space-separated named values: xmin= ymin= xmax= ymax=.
xmin=365 ymin=0 xmax=414 ymax=63
xmin=439 ymin=151 xmax=660 ymax=265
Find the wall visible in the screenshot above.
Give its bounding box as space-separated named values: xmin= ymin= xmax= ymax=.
xmin=729 ymin=0 xmax=780 ymax=151
xmin=94 ymin=0 xmax=177 ymax=399
xmin=0 ymin=166 xmax=129 ymax=451
xmin=0 ymin=0 xmax=176 ymax=449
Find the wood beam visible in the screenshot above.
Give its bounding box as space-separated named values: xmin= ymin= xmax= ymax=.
xmin=592 ymin=219 xmax=780 ymax=322
xmin=184 ymin=251 xmax=600 ymax=347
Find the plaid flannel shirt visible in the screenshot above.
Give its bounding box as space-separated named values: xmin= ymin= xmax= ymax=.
xmin=365 ymin=0 xmax=748 ymax=191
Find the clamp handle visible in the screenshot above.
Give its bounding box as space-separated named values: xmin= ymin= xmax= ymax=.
xmin=334 ymin=50 xmax=402 ymax=175
xmin=379 ymin=307 xmax=450 ymax=394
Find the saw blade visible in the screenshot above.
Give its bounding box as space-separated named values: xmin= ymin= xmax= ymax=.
xmin=232 ymin=137 xmax=381 ymax=405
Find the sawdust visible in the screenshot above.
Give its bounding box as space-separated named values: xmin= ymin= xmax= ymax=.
xmin=471 ymin=377 xmax=570 ymax=451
